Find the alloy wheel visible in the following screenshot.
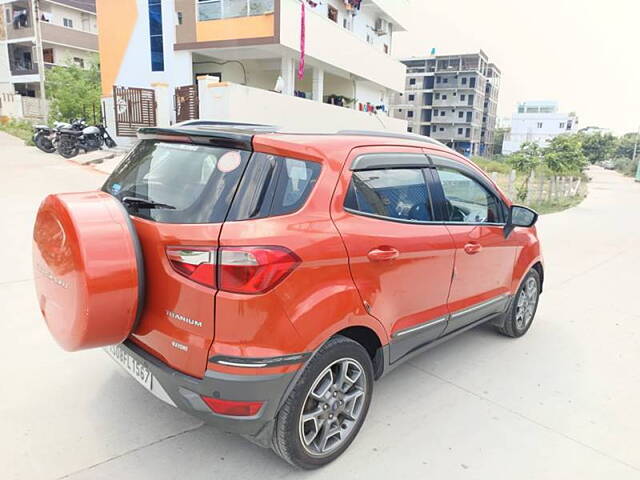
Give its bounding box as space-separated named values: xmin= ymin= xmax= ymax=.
xmin=298 ymin=358 xmax=367 ymax=457
xmin=515 ymin=276 xmax=538 ymax=330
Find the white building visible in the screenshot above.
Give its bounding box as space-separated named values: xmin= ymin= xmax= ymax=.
xmin=0 ymin=0 xmax=98 ymax=119
xmin=502 ymin=101 xmax=579 ymax=154
xmin=96 ymin=0 xmax=409 ymax=141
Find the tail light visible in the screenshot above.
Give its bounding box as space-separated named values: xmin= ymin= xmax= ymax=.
xmin=201 ymin=396 xmax=263 ymax=417
xmin=219 ymin=246 xmax=300 ymax=294
xmin=166 ymin=246 xmax=299 ymax=294
xmin=166 ymin=248 xmax=216 ymax=288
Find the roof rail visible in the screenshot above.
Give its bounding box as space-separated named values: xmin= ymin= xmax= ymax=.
xmin=337 ymin=130 xmax=447 ymax=148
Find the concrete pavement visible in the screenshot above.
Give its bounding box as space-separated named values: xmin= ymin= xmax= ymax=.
xmin=1 ymin=131 xmax=639 ymax=479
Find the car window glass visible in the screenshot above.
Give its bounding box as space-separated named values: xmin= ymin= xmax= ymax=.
xmin=345 ymin=169 xmax=433 ymax=222
xmin=437 ymin=167 xmax=502 ymax=223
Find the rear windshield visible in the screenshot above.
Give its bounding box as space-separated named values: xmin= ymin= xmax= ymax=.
xmin=103 ymin=140 xmax=250 ymax=224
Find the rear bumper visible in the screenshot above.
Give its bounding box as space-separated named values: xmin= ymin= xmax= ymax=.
xmin=117 ymin=341 xmax=298 ymax=438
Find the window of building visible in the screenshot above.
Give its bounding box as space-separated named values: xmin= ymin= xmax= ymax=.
xmin=440 ymin=111 xmax=445 ymax=117
xmin=63 ymin=17 xmax=73 ymax=28
xmin=43 ymin=48 xmax=54 ymax=64
xmin=458 ymin=111 xmax=464 ymax=119
xmin=440 ymin=127 xmax=445 ymax=131
xmin=407 ymin=127 xmax=413 ymax=133
xmin=344 ymin=168 xmax=433 ymax=222
xmin=435 ymin=93 xmax=440 ymax=100
xmin=436 ymin=77 xmax=442 ymax=84
xmin=465 ymin=128 xmax=471 ymax=138
xmin=559 ymin=122 xmax=565 ymax=129
xmin=433 ymin=109 xmax=438 ymax=116
xmin=469 ymin=77 xmax=476 ymax=88
xmin=177 ymin=11 xmax=183 ymax=24
xmin=328 ymin=5 xmax=338 ymax=22
xmin=443 ymin=78 xmax=448 ymax=83
xmin=408 ymin=94 xmax=415 ymax=101
xmin=384 ymin=44 xmax=389 ymax=54
xmin=442 ymin=94 xmax=447 ymax=100
xmin=461 ymin=77 xmax=467 ymax=85
xmin=149 ymin=0 xmax=164 ymax=71
xmin=73 ymin=57 xmax=84 ymax=68
xmin=461 ymin=94 xmax=466 ymax=101
xmin=436 ymin=167 xmax=503 ymax=224
xmin=458 ymin=128 xmax=463 ymax=135
xmin=537 ymin=122 xmax=543 ymax=128
xmin=408 ymin=111 xmax=414 ymax=118
xmin=409 ymin=78 xmax=416 ymax=85
xmin=453 ymin=92 xmax=457 ymax=96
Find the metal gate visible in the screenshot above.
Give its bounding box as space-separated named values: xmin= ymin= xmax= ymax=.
xmin=113 ymin=86 xmax=157 ymax=137
xmin=175 ymin=85 xmax=199 ymax=123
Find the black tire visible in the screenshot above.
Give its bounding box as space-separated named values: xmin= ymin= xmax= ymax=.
xmin=272 ymin=336 xmax=374 ymax=469
xmin=34 ymin=132 xmax=56 ymax=153
xmin=496 ymin=269 xmax=541 ymax=338
xmin=57 ymin=138 xmax=80 ymax=159
xmin=105 ymin=137 xmax=117 ymax=149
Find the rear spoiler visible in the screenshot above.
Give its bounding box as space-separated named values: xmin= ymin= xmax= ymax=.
xmin=137 ymin=127 xmax=256 ymax=151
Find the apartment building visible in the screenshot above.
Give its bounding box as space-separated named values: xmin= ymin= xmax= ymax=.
xmin=0 ymin=0 xmax=98 ymax=102
xmin=390 ymin=51 xmax=501 ymax=157
xmin=502 ymin=101 xmax=579 ymax=154
xmin=96 ymin=0 xmax=409 ymax=137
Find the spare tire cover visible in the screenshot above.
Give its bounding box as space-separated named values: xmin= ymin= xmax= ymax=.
xmin=33 ymin=191 xmax=144 ymax=351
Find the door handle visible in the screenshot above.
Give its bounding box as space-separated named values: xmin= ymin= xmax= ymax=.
xmin=464 ymin=242 xmax=482 ymax=255
xmin=367 ymin=247 xmax=400 ymax=262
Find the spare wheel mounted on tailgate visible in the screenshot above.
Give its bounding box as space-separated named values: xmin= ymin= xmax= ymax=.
xmin=33 ymin=191 xmax=144 ymax=351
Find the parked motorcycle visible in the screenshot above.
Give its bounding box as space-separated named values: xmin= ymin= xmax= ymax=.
xmin=56 ymin=123 xmax=117 ymax=159
xmin=33 ymin=120 xmax=86 ymax=154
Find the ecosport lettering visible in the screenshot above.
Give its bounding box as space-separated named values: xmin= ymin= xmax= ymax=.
xmin=166 ymin=310 xmax=203 ymax=328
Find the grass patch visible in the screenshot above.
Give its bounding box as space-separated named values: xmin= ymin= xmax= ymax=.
xmin=529 ymin=194 xmax=586 ymax=215
xmin=0 ymin=118 xmax=35 ymax=145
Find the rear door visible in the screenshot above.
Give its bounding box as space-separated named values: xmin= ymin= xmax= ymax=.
xmin=102 ymin=139 xmax=251 ymax=378
xmin=331 ymin=146 xmax=456 ymax=363
xmin=427 ymin=152 xmax=516 ymax=333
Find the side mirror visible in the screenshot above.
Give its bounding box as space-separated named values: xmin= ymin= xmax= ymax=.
xmin=504 ymin=205 xmax=538 ymax=238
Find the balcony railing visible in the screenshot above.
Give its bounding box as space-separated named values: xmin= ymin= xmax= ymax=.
xmin=198 ymin=0 xmax=274 ymax=21
xmin=10 ymin=60 xmax=39 ymax=76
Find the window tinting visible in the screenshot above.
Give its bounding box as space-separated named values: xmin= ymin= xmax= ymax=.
xmin=227 ymin=153 xmax=321 ymax=221
xmin=437 ymin=167 xmax=502 ymax=224
xmin=345 ymin=169 xmax=433 ymax=222
xmin=103 ymin=140 xmax=250 ymax=224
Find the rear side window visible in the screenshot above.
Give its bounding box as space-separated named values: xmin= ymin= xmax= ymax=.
xmin=102 ymin=140 xmax=250 ymax=224
xmin=344 ymin=169 xmax=433 ymax=222
xmin=227 ymin=153 xmax=321 ymax=221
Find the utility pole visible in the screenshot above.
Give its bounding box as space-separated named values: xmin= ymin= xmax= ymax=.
xmin=32 ymin=0 xmax=47 ymax=121
xmin=634 ymin=125 xmax=640 ymax=182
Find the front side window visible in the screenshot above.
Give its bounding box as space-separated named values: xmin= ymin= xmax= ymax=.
xmin=437 ymin=167 xmax=503 ymax=224
xmin=345 ymin=169 xmax=433 ymax=222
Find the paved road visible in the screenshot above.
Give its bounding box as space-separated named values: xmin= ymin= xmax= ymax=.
xmin=2 ymin=131 xmax=639 ymax=479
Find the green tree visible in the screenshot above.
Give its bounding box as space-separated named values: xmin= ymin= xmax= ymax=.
xmin=615 ymin=132 xmax=639 ymax=159
xmin=543 ymin=134 xmax=587 ymax=174
xmin=579 ymin=132 xmax=617 ymax=164
xmin=507 ymin=142 xmax=542 ymax=201
xmin=45 ymin=55 xmax=101 ymax=124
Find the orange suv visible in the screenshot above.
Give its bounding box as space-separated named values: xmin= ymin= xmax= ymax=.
xmin=33 ymin=126 xmax=543 ymax=469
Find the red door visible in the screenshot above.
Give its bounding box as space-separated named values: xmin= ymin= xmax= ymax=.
xmin=331 ymin=147 xmax=456 ymax=363
xmin=428 ymin=153 xmax=517 ymax=333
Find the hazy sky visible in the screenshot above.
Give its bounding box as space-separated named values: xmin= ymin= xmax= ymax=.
xmin=393 ymin=0 xmax=640 ymax=134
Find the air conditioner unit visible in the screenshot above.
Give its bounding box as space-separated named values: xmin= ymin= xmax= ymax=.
xmin=374 ymin=18 xmax=389 ymax=36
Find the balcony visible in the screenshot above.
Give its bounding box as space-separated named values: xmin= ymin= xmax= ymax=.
xmin=40 ymin=22 xmax=98 ymax=51
xmin=197 ymin=0 xmax=274 ymax=20
xmin=6 ymin=5 xmax=35 ymax=40
xmin=279 ymin=0 xmax=405 ymax=92
xmin=10 ymin=60 xmax=38 ymax=76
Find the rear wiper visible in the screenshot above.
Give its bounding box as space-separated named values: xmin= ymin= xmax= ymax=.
xmin=121 ymin=196 xmax=176 ymax=210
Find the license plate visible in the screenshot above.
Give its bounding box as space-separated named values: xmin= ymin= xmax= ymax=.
xmin=106 ymin=344 xmax=153 ymax=390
